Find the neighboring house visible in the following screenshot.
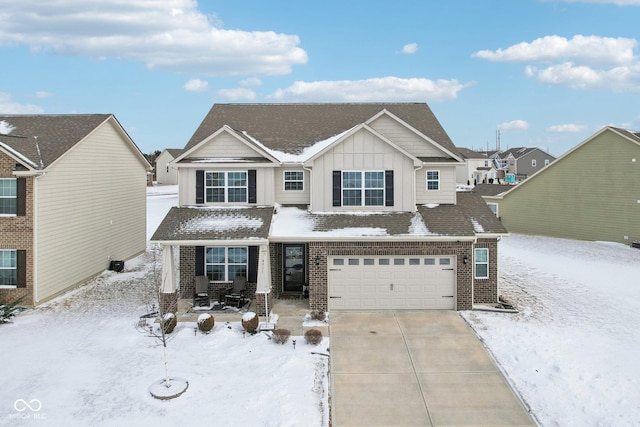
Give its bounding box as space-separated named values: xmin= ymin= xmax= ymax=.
xmin=488 ymin=147 xmax=555 ymax=179
xmin=155 ymin=148 xmax=183 ymax=185
xmin=455 ymin=147 xmax=496 ymax=184
xmin=0 ymin=115 xmax=152 ymax=305
xmin=151 ymin=103 xmax=508 ymax=314
xmin=484 ymin=126 xmax=640 ymax=244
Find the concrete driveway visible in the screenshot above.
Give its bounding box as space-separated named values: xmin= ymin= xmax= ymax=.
xmin=329 ymin=311 xmax=535 ymax=426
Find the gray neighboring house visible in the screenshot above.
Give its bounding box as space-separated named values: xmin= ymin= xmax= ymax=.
xmin=492 ymin=147 xmax=556 ymax=179
xmin=155 ymin=148 xmax=183 ymax=185
xmin=484 ymin=126 xmax=640 ymax=244
xmin=151 ymin=103 xmax=508 ymax=314
xmin=0 ymin=115 xmax=152 ymax=305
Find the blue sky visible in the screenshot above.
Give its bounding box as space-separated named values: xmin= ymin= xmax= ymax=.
xmin=1 ymin=0 xmax=639 ymax=157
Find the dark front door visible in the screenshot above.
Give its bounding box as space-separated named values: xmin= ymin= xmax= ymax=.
xmin=283 ymin=244 xmax=305 ymax=293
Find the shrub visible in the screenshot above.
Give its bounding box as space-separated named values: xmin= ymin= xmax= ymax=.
xmin=0 ymin=296 xmax=25 ymax=323
xmin=272 ymin=328 xmax=291 ymax=345
xmin=304 ymin=329 xmax=323 ymax=345
xmin=162 ymin=313 xmax=177 ymax=334
xmin=309 ymin=309 xmax=326 ymax=322
xmin=197 ymin=313 xmax=215 ymax=332
xmin=242 ymin=311 xmax=259 ymax=334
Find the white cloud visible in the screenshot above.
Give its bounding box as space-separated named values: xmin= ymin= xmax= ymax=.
xmin=0 ymin=92 xmax=44 ymax=114
xmin=547 ymin=123 xmax=587 ymax=132
xmin=270 ymin=76 xmax=470 ymax=102
xmin=217 ymin=87 xmax=257 ymax=100
xmin=473 ymin=35 xmax=636 ymax=65
xmin=33 ymin=91 xmax=55 ymax=99
xmin=0 ymin=0 xmax=307 ymax=76
xmin=240 ymin=77 xmax=263 ymax=87
xmin=498 ymin=120 xmax=529 ymax=131
xmin=183 ymin=78 xmax=208 ymax=92
xmin=526 ymin=62 xmax=640 ymax=91
xmin=401 ymin=43 xmax=418 ymax=54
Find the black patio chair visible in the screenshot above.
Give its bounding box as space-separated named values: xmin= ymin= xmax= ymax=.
xmin=224 ymin=275 xmax=247 ymax=308
xmin=193 ymin=275 xmax=211 ymax=307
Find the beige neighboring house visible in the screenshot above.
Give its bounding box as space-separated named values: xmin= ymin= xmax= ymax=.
xmin=0 ymin=114 xmax=152 ymax=305
xmin=155 ymin=148 xmax=183 ymax=185
xmin=484 ymin=126 xmax=640 ymax=244
xmin=456 ymin=147 xmax=495 ymax=184
xmin=151 ymin=103 xmax=508 ymax=315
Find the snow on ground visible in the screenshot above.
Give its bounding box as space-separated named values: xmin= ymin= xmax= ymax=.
xmin=462 ymin=234 xmax=640 ymax=427
xmin=1 ymin=185 xmax=329 ymax=426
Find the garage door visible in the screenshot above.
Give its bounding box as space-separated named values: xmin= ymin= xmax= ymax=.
xmin=328 ymin=255 xmax=456 ymax=310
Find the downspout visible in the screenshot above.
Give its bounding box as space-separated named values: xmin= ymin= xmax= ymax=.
xmin=413 ymin=163 xmax=424 ymax=212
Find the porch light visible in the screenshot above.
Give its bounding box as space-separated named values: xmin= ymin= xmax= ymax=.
xmin=463 ymin=255 xmax=469 ymax=264
xmin=314 ymin=256 xmax=321 ymax=266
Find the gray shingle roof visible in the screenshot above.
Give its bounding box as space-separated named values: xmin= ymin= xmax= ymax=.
xmin=0 ymin=114 xmax=112 ymax=169
xmin=151 ymin=206 xmax=274 ymax=242
xmin=184 ymin=103 xmax=459 ymax=157
xmin=472 ymin=184 xmax=514 ymax=197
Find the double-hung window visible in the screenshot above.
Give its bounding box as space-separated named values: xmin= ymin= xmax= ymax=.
xmin=283 ymin=171 xmax=304 ymax=191
xmin=0 ymin=179 xmax=16 ymax=215
xmin=474 ymin=248 xmax=489 ymax=279
xmin=205 ymin=247 xmax=248 ymax=282
xmin=205 ymin=171 xmax=247 ymax=203
xmin=342 ymin=171 xmax=384 ymax=206
xmin=0 ymin=250 xmax=17 ymax=287
xmin=426 ymin=170 xmax=440 ymax=191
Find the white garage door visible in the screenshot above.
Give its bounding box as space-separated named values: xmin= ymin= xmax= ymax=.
xmin=328 ymin=255 xmax=456 ymax=310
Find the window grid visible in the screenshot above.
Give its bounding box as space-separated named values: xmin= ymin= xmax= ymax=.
xmin=283 ymin=170 xmax=304 ymax=191
xmin=205 ymin=246 xmax=248 ymax=282
xmin=205 ymin=171 xmax=247 ymax=203
xmin=342 ymin=171 xmax=384 ymax=206
xmin=0 ymin=250 xmax=17 ymax=286
xmin=0 ymin=179 xmax=16 ymax=215
xmin=475 ymin=248 xmax=489 ymax=279
xmin=426 ymin=170 xmax=440 ymax=191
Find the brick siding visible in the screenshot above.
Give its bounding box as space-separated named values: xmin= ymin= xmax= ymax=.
xmin=0 ymin=153 xmax=34 ymax=305
xmin=473 ymin=239 xmax=499 ymax=304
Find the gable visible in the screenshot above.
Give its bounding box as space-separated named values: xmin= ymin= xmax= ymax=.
xmin=190 ymin=131 xmax=260 ymax=159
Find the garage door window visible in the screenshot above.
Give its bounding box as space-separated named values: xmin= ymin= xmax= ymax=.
xmin=348 ymin=259 xmax=359 ymax=265
xmin=379 ymin=259 xmax=390 ymax=265
xmin=475 ymin=248 xmax=489 ymax=279
xmin=439 ymin=258 xmax=451 ymax=265
xmin=364 ymin=259 xmax=375 ymax=265
xmin=333 ymin=259 xmax=344 ymax=266
xmin=394 ymin=259 xmax=405 ymax=265
xmin=424 ymin=258 xmax=435 ymax=265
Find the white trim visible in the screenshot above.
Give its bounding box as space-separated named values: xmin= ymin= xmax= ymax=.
xmin=341 ymin=170 xmax=385 ymax=207
xmin=426 ymin=170 xmax=440 ymax=191
xmin=282 ymin=170 xmax=304 ymax=191
xmin=474 ymin=247 xmax=489 ymax=279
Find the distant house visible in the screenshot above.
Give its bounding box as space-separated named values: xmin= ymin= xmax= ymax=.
xmin=0 ymin=115 xmax=152 ymax=305
xmin=155 ymin=148 xmax=183 ymax=185
xmin=484 ymin=127 xmax=640 ymax=244
xmin=490 ymin=147 xmax=556 ymax=179
xmin=456 ymin=147 xmax=496 ymax=184
xmin=151 ymin=103 xmax=507 ymax=314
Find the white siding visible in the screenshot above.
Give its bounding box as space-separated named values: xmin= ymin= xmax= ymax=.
xmin=310 ymin=128 xmax=415 ymax=212
xmin=415 ymin=166 xmax=457 ymax=205
xmin=155 ymin=150 xmax=178 ymax=185
xmin=191 ymin=133 xmax=261 ymax=159
xmin=369 ymin=115 xmax=445 ymax=158
xmin=34 ymin=119 xmax=148 ymax=303
xmin=273 ymin=167 xmax=311 ymax=205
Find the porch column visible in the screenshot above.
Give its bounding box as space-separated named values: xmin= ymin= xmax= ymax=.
xmin=255 ymin=244 xmax=274 ymax=328
xmin=160 ymin=244 xmax=178 ymax=314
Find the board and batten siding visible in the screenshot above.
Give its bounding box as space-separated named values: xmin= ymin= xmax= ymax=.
xmin=369 ymin=114 xmax=445 ymax=158
xmin=415 ymin=166 xmax=457 ymax=205
xmin=34 ymin=119 xmax=148 ymax=303
xmin=310 ymin=128 xmax=415 ymax=212
xmin=178 ymin=167 xmax=275 ymax=206
xmin=190 ymin=132 xmax=260 ymax=159
xmin=495 ymin=130 xmax=640 ymax=244
xmin=273 ymin=167 xmax=310 ymax=205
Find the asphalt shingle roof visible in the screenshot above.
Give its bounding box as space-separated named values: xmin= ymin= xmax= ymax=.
xmin=0 ymin=114 xmax=111 ymax=169
xmin=184 ymin=103 xmax=459 ymax=157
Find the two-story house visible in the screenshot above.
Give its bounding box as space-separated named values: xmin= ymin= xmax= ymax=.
xmin=455 ymin=147 xmax=496 ymax=185
xmin=151 ymin=103 xmax=508 ymax=314
xmin=0 ymin=114 xmax=151 ymax=306
xmin=487 ymin=147 xmax=556 ymax=180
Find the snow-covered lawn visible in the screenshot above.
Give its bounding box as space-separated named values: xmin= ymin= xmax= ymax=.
xmin=462 ymin=234 xmax=640 ymax=426
xmin=1 ymin=185 xmax=329 ymax=426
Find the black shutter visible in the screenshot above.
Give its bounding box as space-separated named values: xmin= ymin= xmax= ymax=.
xmin=385 ymin=170 xmax=394 ymax=207
xmin=195 ymin=170 xmax=204 ymax=204
xmin=195 ymin=246 xmax=205 ymax=276
xmin=16 ymin=250 xmax=26 ymax=288
xmin=16 ymin=178 xmax=26 ymax=216
xmin=248 ymin=246 xmax=258 ymax=283
xmin=332 ymin=170 xmax=341 ymax=207
xmin=248 ymin=170 xmax=257 ymax=204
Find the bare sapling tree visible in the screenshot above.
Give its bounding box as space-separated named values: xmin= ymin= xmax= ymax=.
xmin=135 ymin=245 xmax=178 ymax=389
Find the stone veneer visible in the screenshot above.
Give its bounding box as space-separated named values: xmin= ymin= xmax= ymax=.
xmin=0 ymin=153 xmax=34 ymax=305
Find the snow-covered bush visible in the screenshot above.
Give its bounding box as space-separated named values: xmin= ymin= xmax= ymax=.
xmin=162 ymin=313 xmax=177 ymax=334
xmin=272 ymin=328 xmax=291 ymax=345
xmin=242 ymin=311 xmax=259 ymax=334
xmin=304 ymin=329 xmax=323 ymax=345
xmin=309 ymin=310 xmax=326 ymax=322
xmin=197 ymin=313 xmax=215 ymax=332
xmin=0 ymin=296 xmax=25 ymax=323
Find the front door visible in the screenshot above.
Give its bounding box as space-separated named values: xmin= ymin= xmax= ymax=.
xmin=283 ymin=244 xmax=305 ymax=293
